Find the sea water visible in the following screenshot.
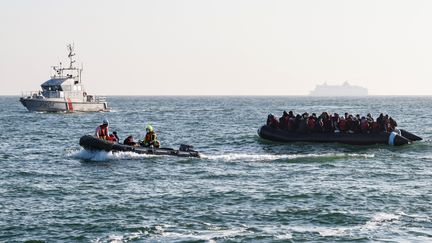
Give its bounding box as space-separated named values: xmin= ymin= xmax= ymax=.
xmin=0 ymin=96 xmax=431 ymax=242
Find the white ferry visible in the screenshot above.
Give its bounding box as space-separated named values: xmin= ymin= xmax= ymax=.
xmin=309 ymin=81 xmax=368 ymax=96
xmin=20 ymin=44 xmax=108 ymax=112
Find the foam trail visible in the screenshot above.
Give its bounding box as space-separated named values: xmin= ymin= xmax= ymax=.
xmin=70 ymin=149 xmax=112 ymax=161
xmin=69 ymin=149 xmax=156 ymax=161
xmin=201 ymin=152 xmax=374 ymax=162
xmin=359 ymin=212 xmax=401 ymax=232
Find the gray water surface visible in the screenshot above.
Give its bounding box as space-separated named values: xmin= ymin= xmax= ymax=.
xmin=1 ymin=96 xmax=431 ymax=242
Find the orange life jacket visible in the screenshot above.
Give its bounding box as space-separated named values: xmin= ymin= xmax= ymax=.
xmin=99 ymin=125 xmax=108 ymax=139
xmin=307 ymin=118 xmax=315 ymax=130
xmin=339 ymin=119 xmax=347 ymax=131
xmin=144 ymin=132 xmax=157 ymax=144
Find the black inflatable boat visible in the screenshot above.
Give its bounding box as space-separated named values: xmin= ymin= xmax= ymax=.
xmin=258 ymin=125 xmax=422 ymax=146
xmin=79 ymin=135 xmax=200 ymax=158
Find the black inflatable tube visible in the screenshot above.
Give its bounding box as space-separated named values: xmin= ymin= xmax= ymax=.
xmin=258 ymin=125 xmax=410 ymax=146
xmin=400 ymin=129 xmax=422 ymax=141
xmin=79 ymin=135 xmax=200 ymax=158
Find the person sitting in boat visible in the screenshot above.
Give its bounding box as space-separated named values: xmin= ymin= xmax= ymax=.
xmin=320 ymin=112 xmax=332 ymax=133
xmin=267 ymin=114 xmax=280 ymax=129
xmin=352 ymin=115 xmax=361 ymax=133
xmin=387 ymin=117 xmax=398 ymax=133
xmin=338 ymin=116 xmax=347 ymax=133
xmin=279 ymin=111 xmax=289 ymax=130
xmin=107 ymin=133 xmax=118 ymax=142
xmin=331 ymin=113 xmax=340 ymax=133
xmin=360 ymin=116 xmax=370 ymax=133
xmin=112 ymin=131 xmax=120 ymax=142
xmin=371 ymin=121 xmax=381 ymax=133
xmin=376 ymin=113 xmax=385 ymax=131
xmin=307 ymin=113 xmax=317 ymax=132
xmin=95 ymin=118 xmax=109 ymax=140
xmin=297 ymin=113 xmax=308 ymax=133
xmin=123 ymin=135 xmax=139 ymax=146
xmin=141 ymin=125 xmax=161 ymax=148
xmin=366 ymin=113 xmax=374 ymax=123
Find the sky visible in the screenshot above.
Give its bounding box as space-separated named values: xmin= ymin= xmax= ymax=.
xmin=1 ymin=0 xmax=431 ymax=95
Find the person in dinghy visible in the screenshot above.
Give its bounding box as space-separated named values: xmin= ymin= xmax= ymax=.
xmin=140 ymin=125 xmax=161 ymax=148
xmin=94 ymin=118 xmax=118 ymax=142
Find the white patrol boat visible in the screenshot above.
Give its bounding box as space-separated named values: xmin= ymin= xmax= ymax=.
xmin=20 ymin=44 xmax=108 ymax=112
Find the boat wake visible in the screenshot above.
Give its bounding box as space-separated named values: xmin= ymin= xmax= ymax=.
xmin=201 ymin=152 xmax=375 ymax=162
xmin=68 ymin=149 xmax=156 ymax=162
xmin=69 ymin=149 xmax=375 ymax=163
xmin=91 ymin=212 xmax=408 ymax=242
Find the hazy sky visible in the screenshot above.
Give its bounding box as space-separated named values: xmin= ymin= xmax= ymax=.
xmin=1 ymin=0 xmax=431 ymax=95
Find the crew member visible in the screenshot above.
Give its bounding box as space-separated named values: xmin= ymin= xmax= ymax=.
xmin=95 ymin=118 xmax=109 ymax=140
xmin=141 ymin=125 xmax=160 ymax=148
xmin=124 ymin=135 xmax=138 ymax=146
xmin=112 ymin=131 xmax=120 ymax=142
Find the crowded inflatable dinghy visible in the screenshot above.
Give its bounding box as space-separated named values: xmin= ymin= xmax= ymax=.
xmin=259 ymin=111 xmax=422 ymax=146
xmin=258 ymin=125 xmax=421 ymax=146
xmin=79 ymin=135 xmax=200 ymax=158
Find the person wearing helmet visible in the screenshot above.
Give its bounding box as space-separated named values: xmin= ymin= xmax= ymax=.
xmin=141 ymin=125 xmax=160 ymax=148
xmin=95 ymin=118 xmax=109 ymax=140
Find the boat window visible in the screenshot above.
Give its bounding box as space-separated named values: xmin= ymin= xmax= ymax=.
xmin=45 ymin=85 xmax=63 ymax=91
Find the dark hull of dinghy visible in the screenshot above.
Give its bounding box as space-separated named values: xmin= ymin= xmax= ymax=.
xmin=79 ymin=135 xmax=200 ymax=158
xmin=258 ymin=125 xmax=409 ymax=146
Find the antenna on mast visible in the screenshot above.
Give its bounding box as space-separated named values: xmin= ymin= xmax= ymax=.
xmin=67 ymin=43 xmax=76 ymax=69
xmin=80 ymin=62 xmax=83 ymax=83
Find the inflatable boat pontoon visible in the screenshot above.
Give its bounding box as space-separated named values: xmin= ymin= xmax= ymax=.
xmin=258 ymin=125 xmax=421 ymax=146
xmin=79 ymin=135 xmax=200 ymax=158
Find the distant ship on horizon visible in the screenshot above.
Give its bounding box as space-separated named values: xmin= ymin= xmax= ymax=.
xmin=309 ymin=81 xmax=368 ymax=96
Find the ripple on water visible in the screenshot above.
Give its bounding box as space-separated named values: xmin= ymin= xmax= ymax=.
xmin=1 ymin=96 xmax=431 ymax=242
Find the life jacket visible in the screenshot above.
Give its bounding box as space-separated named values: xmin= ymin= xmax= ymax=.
xmin=269 ymin=117 xmax=280 ymax=129
xmin=371 ymin=122 xmax=380 ymax=133
xmin=144 ymin=132 xmax=157 ymax=143
xmin=307 ymin=117 xmax=316 ymax=130
xmin=107 ymin=134 xmax=117 ymax=142
xmin=97 ymin=125 xmax=108 ymax=139
xmin=360 ymin=120 xmax=370 ymax=132
xmin=339 ymin=119 xmax=347 ymax=132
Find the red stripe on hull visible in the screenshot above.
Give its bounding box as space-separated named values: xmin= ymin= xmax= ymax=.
xmin=67 ymin=98 xmax=74 ymax=111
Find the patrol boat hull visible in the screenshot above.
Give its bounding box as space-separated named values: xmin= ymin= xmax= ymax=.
xmin=20 ymin=97 xmax=108 ymax=112
xmin=258 ymin=125 xmax=417 ymax=146
xmin=20 ymin=44 xmax=108 ymax=113
xmin=79 ymin=135 xmax=200 ymax=158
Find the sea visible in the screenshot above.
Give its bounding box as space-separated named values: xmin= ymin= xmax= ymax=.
xmin=1 ymin=96 xmax=431 ymax=242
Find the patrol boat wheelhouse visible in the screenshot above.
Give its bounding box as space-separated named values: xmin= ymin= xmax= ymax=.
xmin=20 ymin=44 xmax=108 ymax=112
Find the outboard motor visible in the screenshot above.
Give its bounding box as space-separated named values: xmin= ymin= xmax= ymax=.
xmin=179 ymin=144 xmax=194 ymax=152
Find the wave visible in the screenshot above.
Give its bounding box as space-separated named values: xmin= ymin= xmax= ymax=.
xmin=279 ymin=212 xmax=402 ymax=238
xmin=89 ymin=212 xmax=404 ymax=242
xmin=399 ymin=154 xmax=432 ymax=161
xmin=93 ymin=225 xmax=249 ymax=243
xmin=201 ymin=152 xmax=375 ymax=162
xmin=361 ymin=212 xmax=401 ymax=231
